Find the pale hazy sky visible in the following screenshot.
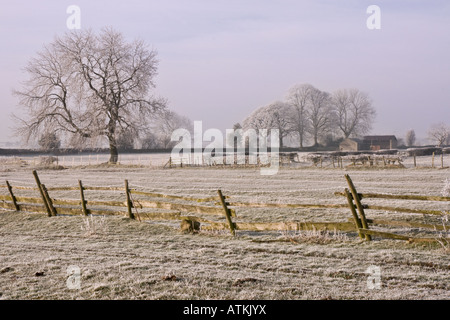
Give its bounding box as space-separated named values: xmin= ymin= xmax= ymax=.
xmin=1 ymin=0 xmax=449 ymax=146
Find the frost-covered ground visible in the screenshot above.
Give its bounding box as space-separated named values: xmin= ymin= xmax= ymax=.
xmin=0 ymin=161 xmax=449 ymax=300
xmin=1 ymin=150 xmax=447 ymax=168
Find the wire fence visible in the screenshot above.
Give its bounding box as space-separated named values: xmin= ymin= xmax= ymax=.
xmin=0 ymin=151 xmax=448 ymax=169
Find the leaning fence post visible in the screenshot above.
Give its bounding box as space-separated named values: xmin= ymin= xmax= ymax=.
xmin=124 ymin=180 xmax=135 ymax=219
xmin=344 ymin=174 xmax=371 ymax=241
xmin=41 ymin=184 xmax=57 ymax=217
xmin=6 ymin=180 xmax=19 ymax=211
xmin=344 ymin=188 xmax=364 ymax=239
xmin=32 ymin=170 xmax=52 ymax=217
xmin=217 ymin=189 xmax=235 ymax=236
xmin=78 ymin=180 xmax=88 ymax=216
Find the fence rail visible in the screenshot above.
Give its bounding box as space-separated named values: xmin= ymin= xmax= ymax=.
xmin=0 ymin=171 xmax=448 ymax=244
xmin=336 ymin=174 xmax=449 ymax=243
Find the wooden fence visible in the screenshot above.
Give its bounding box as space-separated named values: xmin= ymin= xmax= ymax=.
xmin=335 ymin=174 xmax=449 ymax=243
xmin=0 ymin=171 xmax=354 ymax=236
xmin=0 ymin=171 xmax=448 ymax=244
xmin=163 ymin=152 xmax=299 ymax=169
xmin=307 ymin=149 xmax=449 ymax=169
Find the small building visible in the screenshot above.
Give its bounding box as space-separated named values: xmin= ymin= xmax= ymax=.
xmin=339 ymin=138 xmax=363 ymax=152
xmin=339 ymin=135 xmax=397 ymax=152
xmin=363 ymin=135 xmax=397 ymax=150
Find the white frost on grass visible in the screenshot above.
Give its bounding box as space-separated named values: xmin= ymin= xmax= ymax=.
xmin=442 ymin=178 xmax=450 ymax=197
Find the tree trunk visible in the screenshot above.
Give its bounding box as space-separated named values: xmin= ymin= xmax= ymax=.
xmin=107 ymin=114 xmax=119 ymax=164
xmin=298 ymin=133 xmax=303 ymax=149
xmin=109 ymin=137 xmax=119 ymax=164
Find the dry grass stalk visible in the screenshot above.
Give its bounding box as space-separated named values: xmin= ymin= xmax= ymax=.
xmin=280 ymin=226 xmax=348 ymax=244
xmin=434 ymin=178 xmax=450 ymax=252
xmin=80 ymin=215 xmax=108 ymax=237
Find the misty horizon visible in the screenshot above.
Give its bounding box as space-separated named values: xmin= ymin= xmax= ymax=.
xmin=1 ymin=1 xmax=449 ymax=148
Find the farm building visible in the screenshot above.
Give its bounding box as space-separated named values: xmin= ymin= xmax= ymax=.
xmin=339 ymin=138 xmax=363 ymax=152
xmin=339 ymin=135 xmax=398 ymax=151
xmin=363 ymin=135 xmax=397 ymax=150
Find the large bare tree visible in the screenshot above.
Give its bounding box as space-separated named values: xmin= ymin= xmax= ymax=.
xmin=13 ymin=27 xmax=166 ymax=163
xmin=286 ymin=83 xmax=314 ymax=148
xmin=307 ymin=87 xmax=335 ymax=147
xmin=242 ymin=101 xmax=293 ymax=148
xmin=331 ymin=88 xmax=376 ymax=139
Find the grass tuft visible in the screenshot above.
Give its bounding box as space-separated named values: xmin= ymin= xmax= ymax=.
xmin=279 ymin=227 xmax=349 ymax=244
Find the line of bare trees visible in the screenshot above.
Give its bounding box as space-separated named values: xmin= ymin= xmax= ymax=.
xmin=242 ymin=83 xmax=377 ymax=148
xmin=403 ymin=124 xmax=449 ymax=148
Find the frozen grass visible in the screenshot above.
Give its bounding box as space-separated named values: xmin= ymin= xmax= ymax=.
xmin=0 ymin=211 xmax=448 ymax=300
xmin=279 ymin=228 xmax=349 ymax=245
xmin=434 ymin=178 xmax=450 ymax=251
xmin=0 ymin=165 xmax=449 ymax=300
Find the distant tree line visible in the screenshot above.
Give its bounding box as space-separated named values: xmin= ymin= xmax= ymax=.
xmin=402 ymin=124 xmax=449 ymax=148
xmin=241 ymin=83 xmax=376 ymax=148
xmin=14 ymin=25 xmax=449 ymax=157
xmin=36 ymin=109 xmax=193 ymax=152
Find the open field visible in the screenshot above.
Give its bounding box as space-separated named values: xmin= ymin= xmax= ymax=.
xmin=0 ymin=163 xmax=449 ymax=300
xmin=0 ymin=150 xmax=448 ymax=169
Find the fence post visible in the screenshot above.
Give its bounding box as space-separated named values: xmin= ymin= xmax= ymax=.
xmin=344 ymin=174 xmax=371 ymax=241
xmin=124 ymin=180 xmax=135 ymax=219
xmin=217 ymin=189 xmax=235 ymax=236
xmin=32 ymin=170 xmax=52 ymax=217
xmin=78 ymin=180 xmax=88 ymax=216
xmin=41 ymin=184 xmax=57 ymax=216
xmin=432 ymin=152 xmax=435 ymax=168
xmin=344 ymin=188 xmax=364 ymax=239
xmin=6 ymin=180 xmax=19 ymax=211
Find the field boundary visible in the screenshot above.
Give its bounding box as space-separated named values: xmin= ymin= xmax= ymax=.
xmin=0 ymin=171 xmax=355 ymax=236
xmin=0 ymin=171 xmax=448 ymax=244
xmin=334 ymin=174 xmax=449 ymax=243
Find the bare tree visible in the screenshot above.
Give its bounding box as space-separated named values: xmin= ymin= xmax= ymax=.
xmin=286 ymin=84 xmax=314 ymax=148
xmin=428 ymin=123 xmax=450 ymax=147
xmin=152 ymin=110 xmax=193 ymax=149
xmin=38 ymin=132 xmax=61 ymax=151
xmin=307 ymin=88 xmax=335 ymax=147
xmin=116 ymin=129 xmax=135 ymax=150
xmin=405 ymin=129 xmax=416 ymax=147
xmin=226 ymin=123 xmax=243 ymax=149
xmin=13 ymin=27 xmax=166 ymax=163
xmin=140 ymin=131 xmax=159 ymax=149
xmin=242 ymin=101 xmax=293 ymax=148
xmin=331 ymin=88 xmax=376 ymax=139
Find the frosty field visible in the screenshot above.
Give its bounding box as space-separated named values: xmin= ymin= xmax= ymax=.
xmin=0 ymin=161 xmax=449 ymax=300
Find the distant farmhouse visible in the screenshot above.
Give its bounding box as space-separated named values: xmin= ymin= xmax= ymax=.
xmin=339 ymin=135 xmax=398 ymax=152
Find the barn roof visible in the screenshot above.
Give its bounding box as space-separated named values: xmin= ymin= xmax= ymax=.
xmin=363 ymin=135 xmax=397 ymax=141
